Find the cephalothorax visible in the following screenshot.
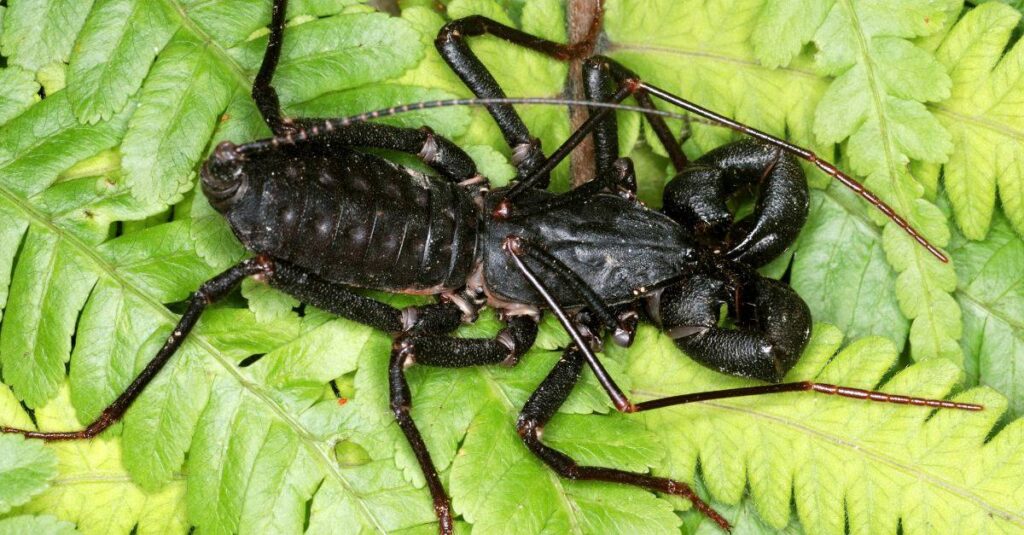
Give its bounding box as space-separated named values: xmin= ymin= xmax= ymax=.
xmin=2 ymin=1 xmax=981 ymax=532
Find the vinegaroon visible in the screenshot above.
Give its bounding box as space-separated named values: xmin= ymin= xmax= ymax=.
xmin=1 ymin=1 xmax=982 ymax=532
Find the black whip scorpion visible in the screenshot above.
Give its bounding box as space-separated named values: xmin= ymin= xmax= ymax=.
xmin=1 ymin=1 xmax=981 ymax=532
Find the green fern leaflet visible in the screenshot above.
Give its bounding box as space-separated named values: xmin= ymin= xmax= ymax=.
xmin=0 ymin=0 xmax=1022 ymax=533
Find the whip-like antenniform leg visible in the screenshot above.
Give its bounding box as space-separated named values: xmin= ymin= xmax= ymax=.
xmin=436 ymin=15 xmax=946 ymax=262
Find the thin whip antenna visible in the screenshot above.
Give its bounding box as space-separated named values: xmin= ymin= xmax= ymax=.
xmin=637 ymin=83 xmax=948 ymax=263
xmin=236 ymin=97 xmax=693 ymax=155
xmin=234 ymin=96 xmax=947 ymax=262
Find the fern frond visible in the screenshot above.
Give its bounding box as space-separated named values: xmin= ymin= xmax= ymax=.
xmin=2 ymin=1 xmax=1023 ymax=534
xmin=605 ymin=0 xmax=964 ymax=365
xmin=8 ymin=385 xmax=188 ymax=534
xmin=0 ymin=514 xmax=78 ymax=535
xmin=0 ymin=67 xmax=38 ymax=125
xmin=801 ymin=0 xmax=962 ymax=366
xmin=0 ymin=0 xmax=92 ymax=72
xmin=930 ymin=2 xmax=1024 ymax=239
xmin=623 ymin=324 xmax=1024 ymax=533
xmin=0 ymin=424 xmax=56 ymax=514
xmin=951 ymin=209 xmax=1024 ymax=417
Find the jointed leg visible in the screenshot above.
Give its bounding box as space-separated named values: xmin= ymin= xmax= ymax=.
xmin=502 ymin=157 xmax=637 ymax=220
xmin=389 ymin=315 xmax=539 ymax=534
xmin=549 ymin=55 xmax=687 ymax=180
xmin=288 ymin=121 xmax=482 ymax=184
xmin=513 ymin=319 xmax=978 ymax=533
xmin=497 ymin=85 xmax=634 ymax=205
xmin=1 ymin=257 xmax=272 ymax=440
xmin=264 ymin=260 xmax=472 ymax=334
xmin=0 ymin=257 xmax=461 ymax=440
xmin=631 ymin=81 xmax=947 ymax=261
xmin=248 ymin=0 xmax=484 ymax=185
xmin=564 ymin=53 xmax=947 ymax=261
xmin=503 ymin=236 xmax=981 ymax=415
xmin=498 ymin=54 xmax=690 ymax=202
xmin=516 ymin=344 xmax=732 ymax=531
xmin=436 ymin=16 xmax=601 ymax=186
xmin=436 ymin=16 xmax=945 ymax=260
xmin=435 ymin=16 xmax=685 ymax=203
xmin=254 ymin=0 xmax=291 ymax=135
xmin=251 ymin=0 xmax=482 ymax=185
xmin=581 ymin=56 xmax=622 ymax=179
xmin=584 ymin=56 xmax=688 ymax=172
xmin=491 ymin=56 xmax=680 ymax=210
xmin=502 ymin=236 xmax=633 ymax=411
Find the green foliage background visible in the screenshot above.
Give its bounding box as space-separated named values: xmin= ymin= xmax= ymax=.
xmin=0 ymin=0 xmax=1023 ymax=533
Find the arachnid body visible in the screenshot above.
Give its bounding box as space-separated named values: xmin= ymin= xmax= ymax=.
xmin=1 ymin=1 xmax=982 ymax=533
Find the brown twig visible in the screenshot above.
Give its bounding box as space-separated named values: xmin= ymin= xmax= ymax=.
xmin=565 ymin=0 xmax=604 ymax=187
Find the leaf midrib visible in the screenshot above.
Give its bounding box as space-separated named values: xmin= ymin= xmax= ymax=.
xmin=475 ymin=366 xmax=586 ymax=535
xmin=161 ymin=0 xmax=407 ymax=529
xmin=160 ymin=0 xmax=252 ymax=90
xmin=10 ymin=3 xmax=1018 ymax=531
xmin=627 ymin=391 xmax=1024 ymax=525
xmin=1 ymin=1 xmax=393 ymax=529
xmin=841 ymin=0 xmax=958 ymax=365
xmin=610 ymin=13 xmax=1022 ymax=326
xmin=0 ymin=182 xmax=391 ymax=529
xmin=612 ymin=25 xmax=1024 ymax=148
xmin=50 ymin=472 xmax=186 ymax=485
xmin=822 ymin=184 xmax=1023 ymax=344
xmin=932 ymin=106 xmax=1024 ymax=142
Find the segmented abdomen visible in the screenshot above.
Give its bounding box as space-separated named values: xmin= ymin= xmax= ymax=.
xmin=224 ymin=149 xmax=479 ymax=292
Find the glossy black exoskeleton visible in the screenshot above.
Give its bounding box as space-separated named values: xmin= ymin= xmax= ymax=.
xmin=2 ymin=2 xmax=978 ymax=533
